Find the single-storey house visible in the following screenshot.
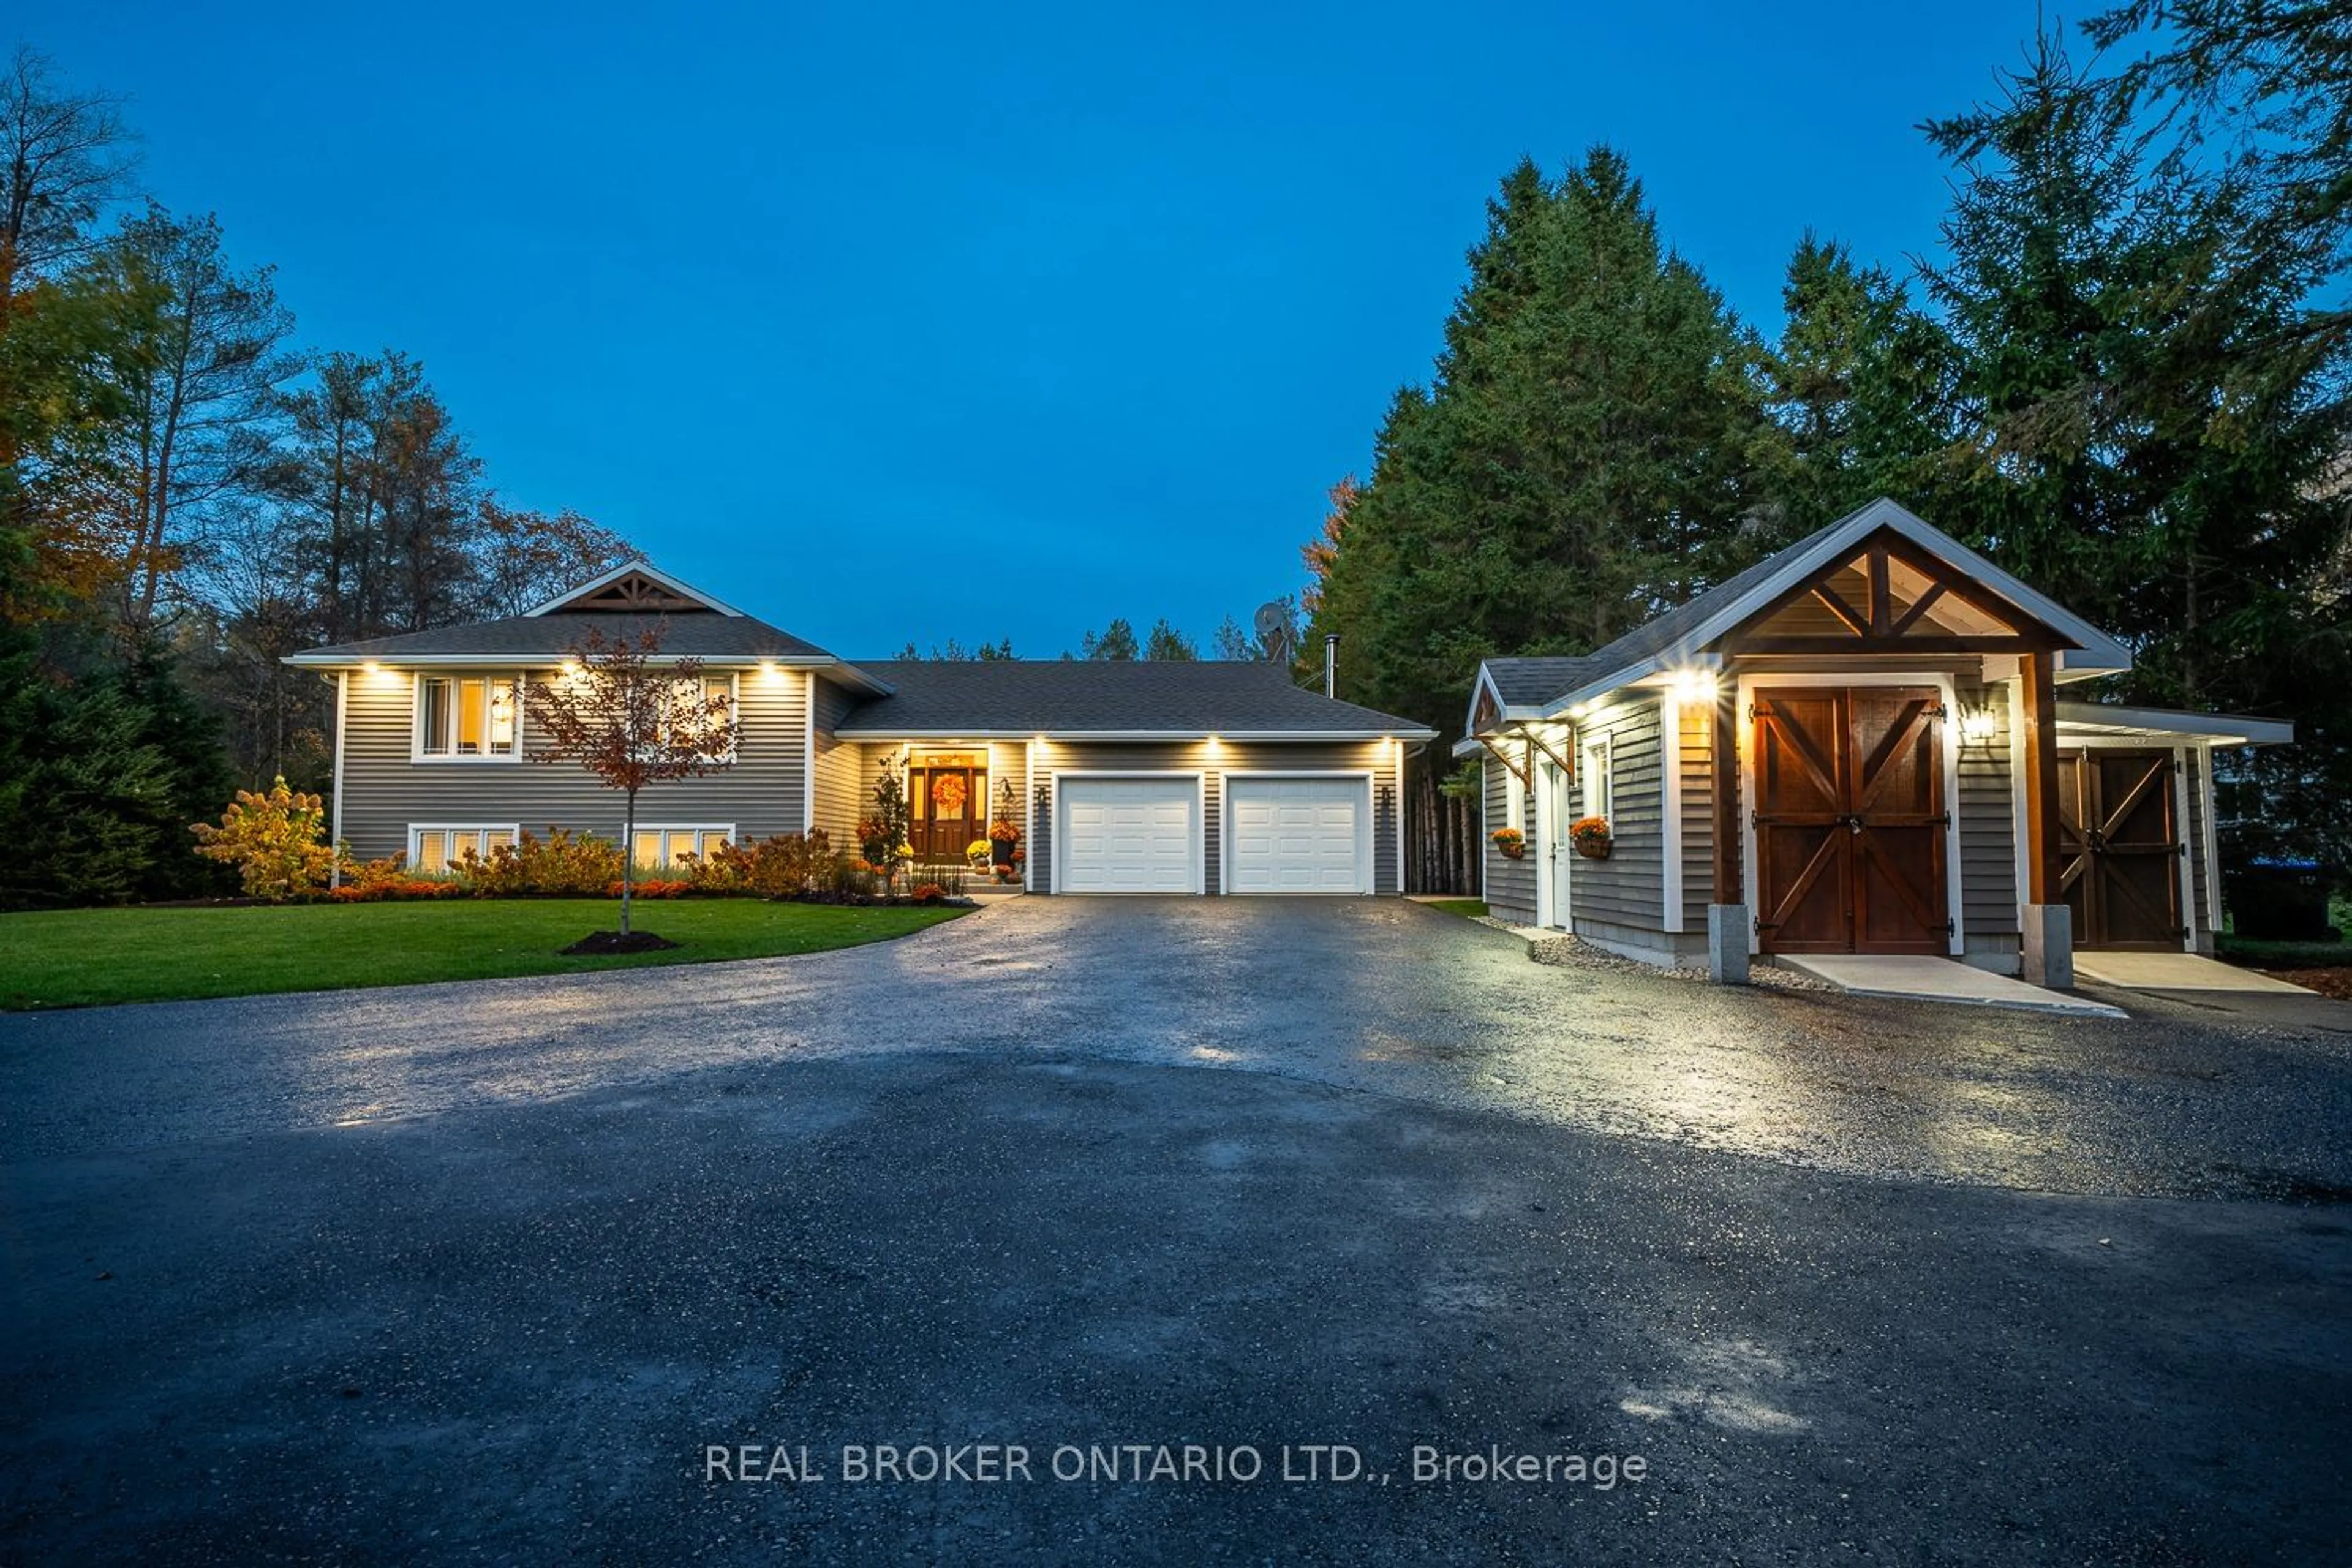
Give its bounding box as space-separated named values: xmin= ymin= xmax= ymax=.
xmin=1458 ymin=499 xmax=2293 ymax=984
xmin=286 ymin=562 xmax=1436 ymax=896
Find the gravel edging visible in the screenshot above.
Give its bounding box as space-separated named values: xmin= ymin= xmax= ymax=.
xmin=1474 ymin=914 xmax=1838 ymax=991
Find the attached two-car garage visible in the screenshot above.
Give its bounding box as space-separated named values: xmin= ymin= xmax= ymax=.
xmin=1054 ymin=774 xmax=1374 ymax=895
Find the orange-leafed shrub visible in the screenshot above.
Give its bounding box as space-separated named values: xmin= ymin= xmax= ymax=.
xmin=190 ymin=777 xmax=337 ymax=900
xmin=607 ymin=878 xmax=691 ymax=899
xmin=462 ymin=828 xmax=622 ymax=895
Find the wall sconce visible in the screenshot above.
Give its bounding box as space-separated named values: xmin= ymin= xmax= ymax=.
xmin=758 ymin=660 xmax=783 ymax=687
xmin=1669 ymin=669 xmax=1719 ymax=701
xmin=1959 ymin=707 xmax=1999 ymax=744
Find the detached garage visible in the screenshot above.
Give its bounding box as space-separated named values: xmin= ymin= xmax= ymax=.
xmin=824 ymin=660 xmax=1436 ymax=897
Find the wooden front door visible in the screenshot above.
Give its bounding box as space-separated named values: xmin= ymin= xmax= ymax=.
xmin=1753 ymin=687 xmax=1949 ymax=955
xmin=908 ymin=758 xmax=986 ymax=862
xmin=2059 ymin=749 xmax=2183 ymax=949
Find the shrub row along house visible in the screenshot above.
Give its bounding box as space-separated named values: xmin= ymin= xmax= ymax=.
xmin=287 ymin=563 xmax=1435 ymax=896
xmin=1460 ymin=500 xmax=2293 ymax=986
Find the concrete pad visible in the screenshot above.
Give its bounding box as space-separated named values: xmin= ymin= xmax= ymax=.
xmin=2075 ymin=951 xmax=2313 ymax=994
xmin=1777 ymin=953 xmax=2127 ymax=1017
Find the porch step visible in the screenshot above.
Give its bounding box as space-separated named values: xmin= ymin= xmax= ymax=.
xmin=1774 ymin=954 xmax=2127 ymax=1017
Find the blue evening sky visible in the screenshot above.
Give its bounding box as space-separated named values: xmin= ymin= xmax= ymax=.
xmin=28 ymin=1 xmax=2052 ymax=657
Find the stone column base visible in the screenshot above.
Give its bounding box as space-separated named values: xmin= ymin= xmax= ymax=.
xmin=1708 ymin=904 xmax=1751 ymax=985
xmin=2021 ymin=903 xmax=2075 ymax=989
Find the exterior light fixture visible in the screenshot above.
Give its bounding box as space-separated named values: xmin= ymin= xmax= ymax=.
xmin=758 ymin=660 xmax=783 ymax=685
xmin=1671 ymin=669 xmax=1719 ymax=700
xmin=1961 ymin=709 xmax=1999 ymax=744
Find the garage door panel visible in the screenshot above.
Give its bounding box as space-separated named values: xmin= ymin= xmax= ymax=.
xmin=1060 ymin=778 xmax=1199 ymax=894
xmin=1228 ymin=777 xmax=1370 ymax=895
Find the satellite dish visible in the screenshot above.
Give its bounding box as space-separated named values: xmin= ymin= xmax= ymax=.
xmin=1253 ymin=601 xmax=1292 ymax=663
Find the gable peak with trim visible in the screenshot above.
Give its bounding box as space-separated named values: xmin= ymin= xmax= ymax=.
xmin=526 ymin=560 xmax=745 ymax=617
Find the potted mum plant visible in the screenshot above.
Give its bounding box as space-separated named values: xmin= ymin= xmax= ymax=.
xmin=988 ymin=778 xmax=1020 ymax=867
xmin=1570 ymin=816 xmax=1613 ymax=859
xmin=1490 ymin=826 xmax=1526 ymax=860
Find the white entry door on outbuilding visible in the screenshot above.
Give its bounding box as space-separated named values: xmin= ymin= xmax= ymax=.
xmin=1226 ymin=774 xmax=1373 ymax=895
xmin=1056 ymin=775 xmax=1202 ymax=894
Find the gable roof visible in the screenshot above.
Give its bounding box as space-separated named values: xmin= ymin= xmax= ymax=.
xmin=285 ymin=611 xmax=850 ymax=669
xmin=834 ymin=660 xmax=1436 ymax=741
xmin=1465 ymin=498 xmax=2135 ymax=728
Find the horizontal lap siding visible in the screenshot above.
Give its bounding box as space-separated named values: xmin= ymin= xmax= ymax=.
xmin=1956 ymin=679 xmax=2018 ymax=938
xmin=1483 ymin=752 xmax=1535 ymax=924
xmin=1032 ymin=739 xmax=1400 ymax=895
xmin=338 ymin=666 xmax=808 ymax=862
xmin=1678 ymin=701 xmax=1713 ymax=928
xmin=1570 ymin=696 xmax=1664 ymax=932
xmin=810 ymin=677 xmax=867 ymax=848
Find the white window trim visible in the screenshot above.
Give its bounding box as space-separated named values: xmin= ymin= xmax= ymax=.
xmin=1581 ymin=731 xmax=1615 ymax=825
xmin=406 ymin=823 xmax=522 ymax=871
xmin=1048 ymin=770 xmax=1207 ymax=896
xmin=410 ymin=672 xmax=524 ymax=764
xmin=1217 ymin=770 xmax=1374 ymax=897
xmin=632 ymin=671 xmax=740 ymax=766
xmin=625 ymin=823 xmax=738 ymax=868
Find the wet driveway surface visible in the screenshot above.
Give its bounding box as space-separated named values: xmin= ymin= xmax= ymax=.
xmin=4 ymin=899 xmax=2350 ymax=1561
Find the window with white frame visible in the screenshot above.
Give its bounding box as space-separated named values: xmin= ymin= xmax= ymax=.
xmin=417 ymin=675 xmax=519 ymax=759
xmin=630 ymin=824 xmax=734 ymax=869
xmin=409 ymin=825 xmax=518 ymax=872
xmin=1504 ymin=754 xmax=1527 ymax=832
xmin=638 ymin=674 xmax=736 ymax=761
xmin=1582 ymin=733 xmax=1613 ymax=824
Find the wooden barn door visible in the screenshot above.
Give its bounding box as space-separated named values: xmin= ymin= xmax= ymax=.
xmin=1753 ymin=687 xmax=1948 ymax=956
xmin=2058 ymin=749 xmax=2183 ymax=949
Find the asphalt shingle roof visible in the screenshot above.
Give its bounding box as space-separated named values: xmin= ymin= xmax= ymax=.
xmin=837 ymin=660 xmax=1434 ymax=737
xmin=291 ymin=611 xmax=836 ymax=663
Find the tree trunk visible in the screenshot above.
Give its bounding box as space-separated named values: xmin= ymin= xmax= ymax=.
xmin=620 ymin=789 xmax=636 ymax=935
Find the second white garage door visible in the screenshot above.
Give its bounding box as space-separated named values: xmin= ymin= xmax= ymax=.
xmin=1227 ymin=775 xmax=1373 ymax=895
xmin=1057 ymin=776 xmax=1201 ymax=894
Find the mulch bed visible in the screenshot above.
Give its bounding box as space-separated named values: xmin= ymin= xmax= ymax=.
xmin=2256 ymin=966 xmax=2352 ymax=1000
xmin=560 ymin=931 xmax=683 ymax=956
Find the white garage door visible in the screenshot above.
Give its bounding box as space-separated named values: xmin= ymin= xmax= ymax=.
xmin=1058 ymin=777 xmax=1200 ymax=894
xmin=1227 ymin=776 xmax=1372 ymax=895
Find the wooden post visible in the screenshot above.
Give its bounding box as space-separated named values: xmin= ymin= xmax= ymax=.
xmin=1711 ymin=681 xmax=1742 ymax=905
xmin=2020 ymin=650 xmax=2060 ymax=904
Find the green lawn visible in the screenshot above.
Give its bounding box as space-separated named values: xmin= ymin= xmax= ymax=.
xmin=1423 ymin=899 xmax=1488 ymax=919
xmin=0 ymin=899 xmax=966 ymax=1011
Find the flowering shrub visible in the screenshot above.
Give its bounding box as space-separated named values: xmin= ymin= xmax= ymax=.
xmin=330 ymin=878 xmax=463 ymax=903
xmin=909 ymin=883 xmax=946 ymax=904
xmin=190 ymin=777 xmax=337 ymax=900
xmin=462 ymin=828 xmax=622 ymax=896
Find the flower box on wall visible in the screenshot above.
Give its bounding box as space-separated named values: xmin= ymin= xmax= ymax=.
xmin=1490 ymin=827 xmax=1526 ymax=861
xmin=1569 ymin=816 xmax=1613 ymax=860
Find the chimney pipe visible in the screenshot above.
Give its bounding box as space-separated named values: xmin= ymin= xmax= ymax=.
xmin=1324 ymin=634 xmax=1339 ymax=699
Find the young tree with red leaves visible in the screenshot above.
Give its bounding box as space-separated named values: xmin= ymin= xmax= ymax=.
xmin=521 ymin=624 xmax=737 ymax=937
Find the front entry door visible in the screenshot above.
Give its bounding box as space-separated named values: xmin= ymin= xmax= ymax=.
xmin=908 ymin=758 xmax=986 ymax=862
xmin=1753 ymin=687 xmax=1948 ymax=955
xmin=1545 ymin=761 xmax=1575 ymax=929
xmin=2059 ymin=749 xmax=2184 ymax=949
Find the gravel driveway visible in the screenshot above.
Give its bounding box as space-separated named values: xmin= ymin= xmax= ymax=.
xmin=4 ymin=899 xmax=2349 ymax=1562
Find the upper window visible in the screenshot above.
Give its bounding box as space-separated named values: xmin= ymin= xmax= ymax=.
xmin=643 ymin=674 xmax=736 ymax=761
xmin=417 ymin=676 xmax=519 ymax=760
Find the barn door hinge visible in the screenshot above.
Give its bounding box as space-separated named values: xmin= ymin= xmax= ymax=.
xmin=1932 ymin=813 xmax=1953 ymax=827
xmin=1944 ymin=918 xmax=1957 ymax=937
xmin=1925 ymin=704 xmax=1950 ymax=720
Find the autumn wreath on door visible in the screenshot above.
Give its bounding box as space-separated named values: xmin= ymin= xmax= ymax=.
xmin=931 ymin=773 xmax=968 ymax=816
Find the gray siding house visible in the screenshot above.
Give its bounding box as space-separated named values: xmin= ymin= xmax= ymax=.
xmin=1461 ymin=500 xmax=2291 ymax=982
xmin=288 ymin=562 xmax=1435 ymax=896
